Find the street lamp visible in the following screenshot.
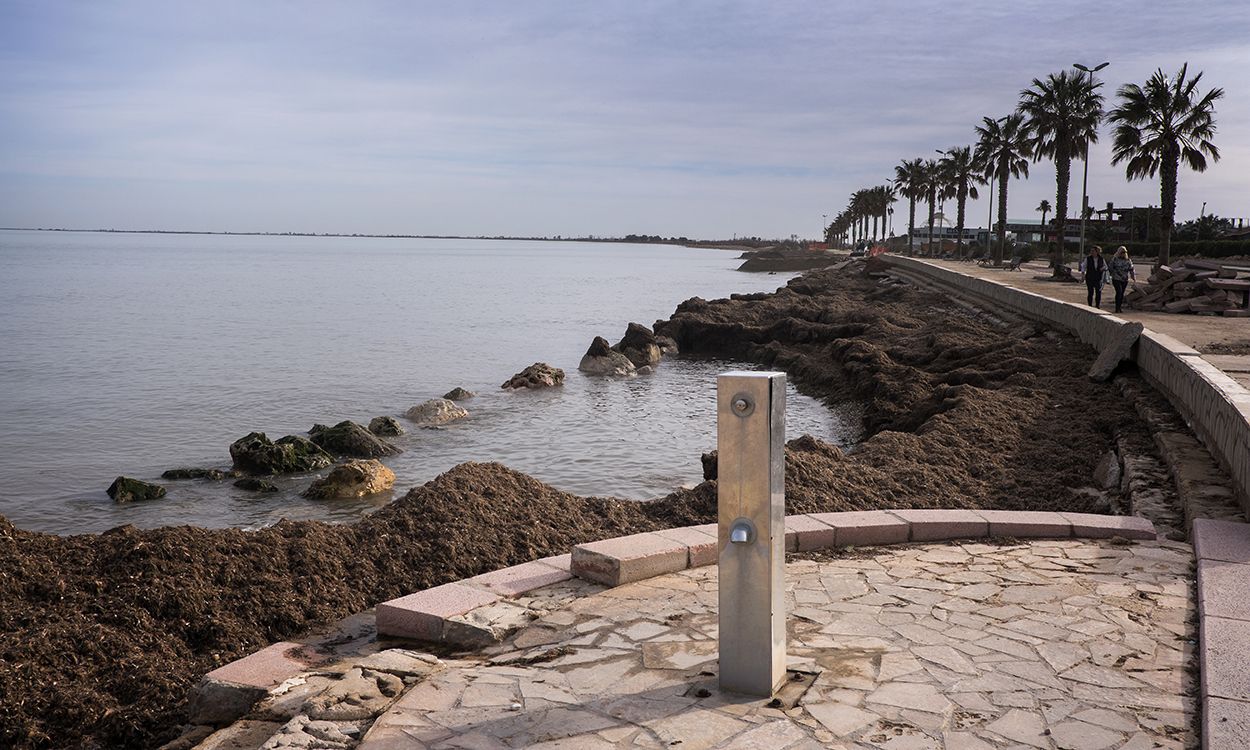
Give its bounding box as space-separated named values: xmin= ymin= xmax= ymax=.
xmin=1073 ymin=61 xmax=1110 ymax=263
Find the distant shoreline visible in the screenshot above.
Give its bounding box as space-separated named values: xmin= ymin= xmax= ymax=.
xmin=0 ymin=226 xmax=790 ymax=251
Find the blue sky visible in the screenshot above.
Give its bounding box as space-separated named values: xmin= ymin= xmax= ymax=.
xmin=1 ymin=1 xmax=1247 ymax=238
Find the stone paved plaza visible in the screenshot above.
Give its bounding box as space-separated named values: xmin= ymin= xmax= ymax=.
xmin=358 ymin=539 xmax=1196 ymax=749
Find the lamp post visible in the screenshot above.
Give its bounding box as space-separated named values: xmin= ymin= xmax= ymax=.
xmin=1073 ymin=61 xmax=1109 ymax=263
xmin=935 ymin=150 xmax=947 ymax=257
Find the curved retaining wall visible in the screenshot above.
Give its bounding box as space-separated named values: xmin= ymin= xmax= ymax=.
xmin=880 ymin=256 xmax=1250 ymax=514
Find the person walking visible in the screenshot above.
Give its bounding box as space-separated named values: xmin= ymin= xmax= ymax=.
xmin=1079 ymin=245 xmax=1107 ymax=308
xmin=1108 ymin=246 xmax=1137 ymax=313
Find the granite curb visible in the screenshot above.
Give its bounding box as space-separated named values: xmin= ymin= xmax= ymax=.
xmin=1194 ymin=518 xmax=1250 ymax=749
xmin=373 ymin=510 xmax=1157 ymax=646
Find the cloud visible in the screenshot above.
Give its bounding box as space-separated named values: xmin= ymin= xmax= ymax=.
xmin=1 ymin=0 xmax=1247 ymax=236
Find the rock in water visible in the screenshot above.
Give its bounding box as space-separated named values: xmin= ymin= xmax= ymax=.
xmin=304 ymin=459 xmax=396 ymax=499
xmin=161 ymin=467 xmax=232 ymax=480
xmin=501 ymin=362 xmax=565 ymax=389
xmin=310 ymin=420 xmax=403 ymax=457
xmin=405 ymin=399 xmax=469 ymax=426
xmin=368 ymin=416 xmax=405 ymax=436
xmin=654 ymin=335 xmax=679 ymax=354
xmin=578 ymin=336 xmax=636 ymax=376
xmin=443 ymin=387 xmax=475 ymax=401
xmin=614 ymin=322 xmax=662 ymax=367
xmin=234 ymin=477 xmax=279 ymax=493
xmin=107 ymin=476 xmax=166 ymax=503
xmin=229 ymin=432 xmax=334 ymax=475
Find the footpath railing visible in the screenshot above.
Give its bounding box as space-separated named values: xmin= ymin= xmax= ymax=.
xmin=879 ymin=255 xmax=1250 ymax=516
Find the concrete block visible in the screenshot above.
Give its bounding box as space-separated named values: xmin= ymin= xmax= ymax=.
xmin=1194 ymin=519 xmax=1250 ymax=563
xmin=570 ymin=532 xmax=688 ymax=586
xmin=536 ymin=553 xmax=572 ymax=571
xmin=888 ymin=509 xmax=988 ymax=541
xmin=974 ymin=510 xmax=1072 ymax=538
xmin=809 ymin=510 xmax=909 ymax=548
xmin=1087 ymin=321 xmax=1143 ymax=382
xmin=1059 ymin=512 xmax=1156 ymax=540
xmin=1202 ymin=615 xmax=1250 ymax=702
xmin=1198 ymin=560 xmax=1250 ymax=621
xmin=467 ymin=559 xmax=573 ymax=598
xmin=654 ymin=525 xmax=719 ymax=568
xmin=1204 ymin=696 xmax=1250 ymax=750
xmin=376 ymin=583 xmax=499 ymax=641
xmin=784 ymin=514 xmax=837 ymax=552
xmin=204 ymin=641 xmax=326 ymax=690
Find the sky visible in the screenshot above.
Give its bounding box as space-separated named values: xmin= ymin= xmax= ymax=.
xmin=1 ymin=1 xmax=1247 ymax=239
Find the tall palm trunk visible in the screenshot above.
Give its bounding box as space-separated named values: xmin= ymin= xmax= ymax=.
xmin=871 ymin=214 xmax=879 ymax=241
xmin=907 ymin=195 xmax=916 ymax=256
xmin=1053 ymin=146 xmax=1071 ymax=271
xmin=927 ymin=187 xmax=936 ymax=257
xmin=955 ymin=179 xmax=967 ymax=260
xmin=996 ymin=158 xmax=1009 ymax=265
xmin=1159 ymin=148 xmax=1179 ymax=269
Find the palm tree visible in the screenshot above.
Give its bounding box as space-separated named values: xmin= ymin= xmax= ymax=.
xmin=1018 ymin=70 xmax=1104 ymax=272
xmin=1036 ymin=199 xmax=1051 ymax=240
xmin=870 ymin=185 xmax=897 ymax=244
xmin=894 ymin=159 xmax=925 ymax=256
xmin=975 ymin=114 xmax=1033 ymax=264
xmin=937 ymin=146 xmax=980 ymax=259
xmin=923 ymin=159 xmax=940 ymax=256
xmin=1108 ymin=63 xmax=1223 ymax=269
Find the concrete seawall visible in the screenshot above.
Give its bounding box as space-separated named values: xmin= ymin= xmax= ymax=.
xmin=880 ymin=255 xmax=1250 ymax=515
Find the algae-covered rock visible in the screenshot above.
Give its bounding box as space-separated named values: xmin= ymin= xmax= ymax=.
xmin=501 ymin=363 xmax=564 ymax=389
xmin=443 ymin=387 xmax=475 ymax=401
xmin=161 ymin=467 xmax=233 ymax=481
xmin=405 ymin=399 xmax=468 ymax=427
xmin=303 ymin=459 xmax=396 ymax=499
xmin=107 ymin=476 xmax=167 ymax=503
xmin=233 ymin=477 xmax=280 ymax=493
xmin=309 ymin=420 xmax=402 ymax=458
xmin=368 ymin=416 xmax=405 ymax=437
xmin=229 ymin=432 xmax=333 ymax=475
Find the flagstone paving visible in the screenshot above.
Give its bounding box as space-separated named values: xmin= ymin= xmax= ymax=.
xmin=357 ymin=538 xmax=1197 ymax=749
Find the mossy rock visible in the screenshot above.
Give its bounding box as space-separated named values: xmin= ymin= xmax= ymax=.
xmin=161 ymin=467 xmax=235 ymax=481
xmin=368 ymin=416 xmax=405 ymax=437
xmin=107 ymin=476 xmax=166 ymax=503
xmin=234 ymin=477 xmax=280 ymax=493
xmin=309 ymin=420 xmax=402 ymax=458
xmin=229 ymin=432 xmax=334 ymax=475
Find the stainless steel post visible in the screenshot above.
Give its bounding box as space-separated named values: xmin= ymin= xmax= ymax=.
xmin=717 ymin=371 xmax=786 ymax=696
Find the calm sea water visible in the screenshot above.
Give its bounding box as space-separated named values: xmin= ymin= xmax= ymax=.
xmin=0 ymin=231 xmax=861 ymax=534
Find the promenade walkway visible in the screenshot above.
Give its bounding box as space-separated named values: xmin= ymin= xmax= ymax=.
xmin=361 ymin=538 xmax=1197 ymax=749
xmin=925 ymin=259 xmax=1250 ymax=390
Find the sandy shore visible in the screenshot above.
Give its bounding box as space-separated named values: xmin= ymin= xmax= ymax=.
xmin=0 ymin=263 xmax=1211 ymax=748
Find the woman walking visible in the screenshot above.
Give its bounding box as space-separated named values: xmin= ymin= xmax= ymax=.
xmin=1079 ymin=245 xmax=1108 ymax=308
xmin=1108 ymin=246 xmax=1137 ymax=313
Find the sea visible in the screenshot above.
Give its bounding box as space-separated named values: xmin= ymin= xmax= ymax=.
xmin=0 ymin=230 xmax=862 ymax=534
